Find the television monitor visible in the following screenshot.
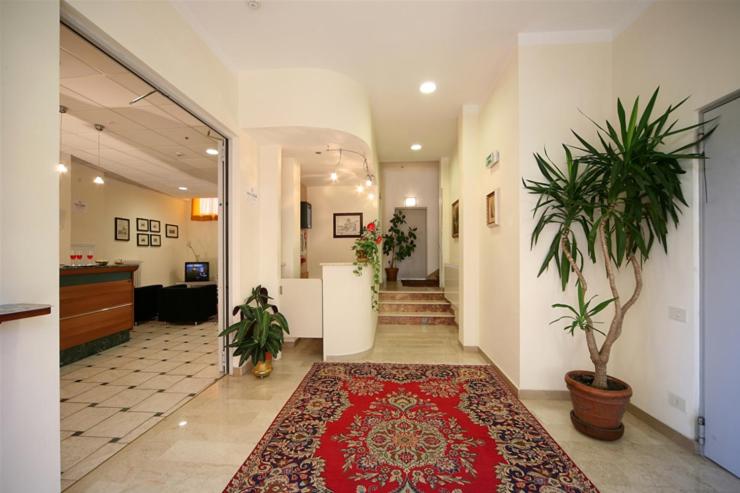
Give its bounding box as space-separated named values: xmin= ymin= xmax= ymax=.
xmin=185 ymin=262 xmax=210 ymax=282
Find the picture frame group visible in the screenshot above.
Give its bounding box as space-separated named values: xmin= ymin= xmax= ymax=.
xmin=115 ymin=217 xmax=178 ymax=247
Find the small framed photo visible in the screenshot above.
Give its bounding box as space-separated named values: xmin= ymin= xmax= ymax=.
xmin=137 ymin=233 xmax=150 ymax=247
xmin=333 ymin=212 xmax=363 ymax=238
xmin=149 ymin=219 xmax=161 ymax=233
xmin=486 ymin=190 xmax=499 ymax=226
xmin=452 ymin=200 xmax=460 ymax=238
xmin=136 ymin=218 xmax=149 ymax=232
xmin=150 ymin=234 xmax=161 ymax=247
xmin=165 ymin=224 xmax=179 ymax=238
xmin=114 ymin=217 xmax=130 ymax=241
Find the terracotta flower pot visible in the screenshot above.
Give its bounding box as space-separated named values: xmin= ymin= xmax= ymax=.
xmin=565 ymin=370 xmax=632 ymax=441
xmin=385 ymin=267 xmax=399 ymax=282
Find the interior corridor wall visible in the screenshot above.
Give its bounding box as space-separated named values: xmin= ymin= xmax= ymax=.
xmin=476 ymin=55 xmax=521 ymax=386
xmin=610 ymin=1 xmax=740 ymax=439
xmin=380 ymin=161 xmax=440 ymax=277
xmin=441 ymin=153 xmax=461 ymax=315
xmin=305 ymin=185 xmax=378 ymax=278
xmin=0 ymin=3 xmax=61 ymax=490
xmin=517 ymin=38 xmax=613 ymax=392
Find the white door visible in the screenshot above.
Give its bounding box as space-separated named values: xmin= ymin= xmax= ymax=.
xmin=396 ymin=208 xmax=427 ymax=279
xmin=702 ymin=93 xmax=740 ymax=476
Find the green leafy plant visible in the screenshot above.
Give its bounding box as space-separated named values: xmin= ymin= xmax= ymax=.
xmin=218 ymin=285 xmax=289 ymax=367
xmin=353 ymin=221 xmax=382 ymax=310
xmin=524 ymin=88 xmax=715 ymax=389
xmin=382 ymin=210 xmax=418 ymax=269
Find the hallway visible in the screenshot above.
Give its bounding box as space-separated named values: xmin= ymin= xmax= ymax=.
xmin=65 ymin=325 xmax=739 ymax=492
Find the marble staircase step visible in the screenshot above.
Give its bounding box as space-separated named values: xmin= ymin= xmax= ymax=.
xmin=378 ymin=300 xmax=452 ymax=313
xmin=378 ymin=290 xmax=447 ymax=302
xmin=378 ymin=311 xmax=457 ymax=326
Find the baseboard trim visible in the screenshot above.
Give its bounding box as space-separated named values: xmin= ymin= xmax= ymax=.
xmin=627 ymin=403 xmax=697 ymax=453
xmin=230 ymin=365 xmax=248 ymax=377
xmin=518 ymin=389 xmax=570 ymax=400
xmin=471 ymin=346 xmax=520 ymax=397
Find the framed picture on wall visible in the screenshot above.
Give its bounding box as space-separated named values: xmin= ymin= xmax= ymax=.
xmin=150 ymin=234 xmax=161 ymax=247
xmin=136 ymin=218 xmax=149 ymax=232
xmin=452 ymin=200 xmax=460 ymax=238
xmin=486 ymin=190 xmax=499 ymax=226
xmin=165 ymin=224 xmax=179 ymax=238
xmin=137 ymin=233 xmax=150 ymax=247
xmin=333 ymin=212 xmax=363 ymax=238
xmin=149 ymin=219 xmax=161 ymax=233
xmin=114 ymin=217 xmax=130 ymax=241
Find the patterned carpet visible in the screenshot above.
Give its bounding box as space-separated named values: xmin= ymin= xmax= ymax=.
xmin=224 ymin=363 xmax=599 ymax=493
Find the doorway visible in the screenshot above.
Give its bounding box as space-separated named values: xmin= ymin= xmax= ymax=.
xmin=701 ymin=91 xmax=740 ymax=477
xmin=396 ymin=207 xmax=427 ymax=279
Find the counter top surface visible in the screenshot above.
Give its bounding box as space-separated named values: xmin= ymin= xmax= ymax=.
xmin=0 ymin=304 xmax=52 ymax=324
xmin=320 ymin=262 xmax=355 ymax=267
xmin=60 ymin=264 xmax=139 ymax=276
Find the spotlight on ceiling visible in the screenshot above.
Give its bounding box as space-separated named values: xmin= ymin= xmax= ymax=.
xmin=410 ymin=143 xmax=422 ymax=151
xmin=368 ymin=193 xmax=375 ymax=200
xmin=178 ymin=186 xmax=188 ymax=191
xmin=206 ymin=148 xmax=219 ymax=156
xmin=356 ymin=185 xmax=364 ymax=193
xmin=55 ymin=164 xmax=68 ymax=174
xmin=93 ymin=176 xmax=105 ymax=185
xmin=330 ymin=172 xmax=338 ymax=182
xmin=419 ymin=81 xmax=437 ymax=94
xmin=365 ymin=177 xmax=373 ymax=187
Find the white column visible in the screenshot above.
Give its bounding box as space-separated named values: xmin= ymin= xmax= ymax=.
xmin=258 ymin=145 xmax=282 ymax=297
xmin=458 ymin=105 xmax=481 ymax=347
xmin=280 ymin=157 xmax=301 ymax=278
xmin=0 ymin=2 xmax=62 ymax=490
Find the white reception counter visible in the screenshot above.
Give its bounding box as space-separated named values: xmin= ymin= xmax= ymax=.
xmin=321 ymin=263 xmax=377 ymax=360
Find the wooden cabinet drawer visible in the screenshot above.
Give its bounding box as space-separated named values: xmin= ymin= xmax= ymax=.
xmin=60 ymin=304 xmax=133 ymax=350
xmin=60 ymin=280 xmax=132 ymax=318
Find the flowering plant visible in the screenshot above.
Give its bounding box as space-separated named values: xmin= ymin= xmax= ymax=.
xmin=352 ymin=220 xmax=382 ymax=310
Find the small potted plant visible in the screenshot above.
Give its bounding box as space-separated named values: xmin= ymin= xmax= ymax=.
xmin=219 ymin=285 xmax=289 ymax=378
xmin=524 ymin=88 xmax=713 ymax=440
xmin=382 ymin=211 xmax=417 ymax=282
xmin=353 ymin=221 xmax=382 ymax=309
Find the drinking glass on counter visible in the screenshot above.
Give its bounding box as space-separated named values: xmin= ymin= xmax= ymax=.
xmin=86 ymin=250 xmax=94 ymax=266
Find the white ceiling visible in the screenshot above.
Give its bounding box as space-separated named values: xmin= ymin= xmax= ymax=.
xmin=60 ymin=25 xmax=220 ymax=198
xmin=172 ymin=0 xmax=649 ymax=163
xmin=247 ymin=126 xmax=373 ymax=187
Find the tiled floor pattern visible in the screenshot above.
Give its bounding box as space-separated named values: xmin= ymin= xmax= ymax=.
xmin=60 ymin=320 xmax=222 ymax=490
xmin=64 ymin=324 xmax=740 ymax=492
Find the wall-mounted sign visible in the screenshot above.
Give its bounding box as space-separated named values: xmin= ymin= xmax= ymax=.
xmin=485 ymin=151 xmax=500 ymax=168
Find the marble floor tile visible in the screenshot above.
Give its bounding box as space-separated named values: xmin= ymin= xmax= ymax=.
xmin=67 ymin=384 xmax=128 ymax=404
xmin=61 ymin=406 xmax=120 ymax=433
xmin=61 ymin=401 xmax=89 ymax=418
xmin=62 ymin=323 xmax=740 ymax=493
xmin=83 ymin=410 xmax=156 ymax=439
xmin=136 ymin=374 xmax=186 ymax=390
xmin=130 ymin=392 xmax=190 ymax=413
xmin=109 ymin=371 xmax=158 ymax=387
xmin=97 ymin=388 xmax=158 ymax=408
xmin=61 ymin=436 xmax=110 ymax=472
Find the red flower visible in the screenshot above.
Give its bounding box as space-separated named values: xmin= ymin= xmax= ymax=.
xmin=376 ymin=236 xmax=383 ymax=245
xmin=366 ymin=222 xmax=376 ymax=232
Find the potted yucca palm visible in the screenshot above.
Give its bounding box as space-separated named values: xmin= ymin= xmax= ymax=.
xmin=524 ymin=88 xmax=714 ymax=440
xmin=219 ymin=285 xmax=289 ymax=378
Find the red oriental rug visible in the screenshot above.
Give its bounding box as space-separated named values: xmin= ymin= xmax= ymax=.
xmin=224 ymin=363 xmax=599 ymax=493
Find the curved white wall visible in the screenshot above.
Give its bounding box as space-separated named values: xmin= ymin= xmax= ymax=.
xmin=239 ymin=68 xmax=374 ymax=150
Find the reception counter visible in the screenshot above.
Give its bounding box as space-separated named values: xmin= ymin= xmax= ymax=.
xmin=60 ymin=264 xmax=138 ymax=365
xmin=321 ymin=263 xmax=377 ymax=360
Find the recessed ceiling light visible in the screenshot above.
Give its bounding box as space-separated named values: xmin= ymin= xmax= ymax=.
xmin=55 ymin=163 xmax=68 ymax=174
xmin=206 ymin=148 xmax=219 ymax=156
xmin=419 ymin=81 xmax=437 ymax=94
xmin=410 ymin=143 xmax=422 ymax=151
xmin=93 ymin=176 xmax=105 ymax=185
xmin=330 ymin=172 xmax=338 ymax=182
xmin=178 ymin=420 xmax=188 ymax=427
xmin=178 ymin=186 xmax=188 ymax=191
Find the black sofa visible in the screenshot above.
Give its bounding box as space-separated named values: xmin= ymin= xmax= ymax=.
xmin=158 ymin=284 xmax=217 ymax=324
xmin=134 ymin=284 xmax=163 ymax=324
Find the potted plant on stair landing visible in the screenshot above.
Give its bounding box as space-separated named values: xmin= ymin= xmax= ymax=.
xmin=382 ymin=210 xmax=418 ymax=282
xmin=219 ymin=285 xmax=290 ymax=378
xmin=524 ymin=88 xmax=715 ymax=440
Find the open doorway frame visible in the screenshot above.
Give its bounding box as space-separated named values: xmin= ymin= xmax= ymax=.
xmin=59 ymin=10 xmax=233 ymax=374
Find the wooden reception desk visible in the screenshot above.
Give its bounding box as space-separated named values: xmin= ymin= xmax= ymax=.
xmin=60 ymin=264 xmax=138 ymax=365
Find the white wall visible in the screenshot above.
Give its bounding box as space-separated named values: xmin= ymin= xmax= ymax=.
xmin=0 ymin=2 xmax=61 ymax=491
xmin=306 ymin=185 xmax=379 ymax=278
xmin=610 ymin=1 xmax=740 ymax=438
xmin=476 ymin=56 xmax=521 ymax=386
xmin=517 ymin=39 xmax=614 ymax=391
xmin=258 ymin=145 xmax=282 ymax=297
xmin=381 ymin=161 xmax=440 ymax=276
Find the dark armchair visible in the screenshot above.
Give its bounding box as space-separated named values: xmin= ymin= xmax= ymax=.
xmin=158 ymin=284 xmax=217 ymax=325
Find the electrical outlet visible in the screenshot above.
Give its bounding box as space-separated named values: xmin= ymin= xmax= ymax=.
xmin=668 ymin=306 xmax=687 ymax=323
xmin=668 ymin=392 xmax=686 ymax=412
